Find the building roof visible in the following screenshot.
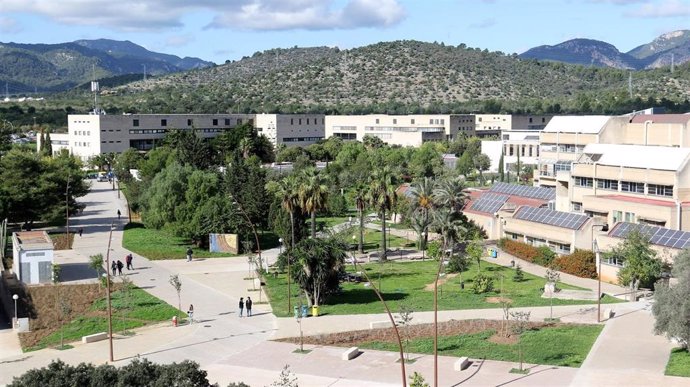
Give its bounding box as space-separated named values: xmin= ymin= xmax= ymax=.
xmin=13 ymin=231 xmax=53 ymax=250
xmin=629 ymin=114 xmax=690 ymax=124
xmin=543 ymin=115 xmax=611 ymax=134
xmin=580 ymin=143 xmax=690 ymax=171
xmin=513 ymin=206 xmax=590 ymax=230
xmin=468 ymin=192 xmax=509 ymax=215
xmin=609 ymin=222 xmax=690 ymax=250
xmin=489 ymin=182 xmax=556 ymax=201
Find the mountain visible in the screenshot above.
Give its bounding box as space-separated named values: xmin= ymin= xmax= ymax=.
xmin=520 ymin=39 xmax=640 ymax=69
xmin=111 ymin=40 xmax=689 ymax=114
xmin=628 ymin=30 xmax=690 ymax=69
xmin=0 ymin=39 xmax=214 ymax=93
xmin=520 ymin=30 xmax=690 ymax=70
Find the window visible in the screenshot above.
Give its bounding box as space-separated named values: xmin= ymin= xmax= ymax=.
xmin=188 ymin=119 xmax=193 ymax=126
xmin=542 ymin=117 xmax=546 ymax=123
xmin=225 ymin=118 xmax=230 ymax=125
xmin=411 ymin=119 xmax=415 ymax=124
xmin=375 ymin=119 xmax=380 ymax=124
xmin=597 ymin=179 xmax=618 ymax=190
xmin=161 ymin=119 xmax=167 ymax=127
xmin=212 ymin=119 xmax=218 ymax=126
xmin=572 ymin=202 xmax=582 ymax=212
xmin=574 ymin=176 xmax=593 ymax=187
xmin=529 ymin=117 xmax=533 ymax=123
xmin=237 ymin=119 xmax=243 ymax=124
xmin=307 ymin=118 xmax=310 ymax=124
xmin=613 ymin=210 xmax=622 ymax=224
xmin=291 ymin=118 xmax=294 ymax=125
xmin=621 ymin=181 xmax=644 ymax=193
xmin=603 ymin=254 xmax=624 ymax=267
xmin=555 ymin=161 xmax=572 ymax=172
xmin=299 ymin=119 xmax=302 ymax=125
xmin=393 ymin=119 xmax=397 ymax=124
xmin=133 ymin=119 xmax=139 ymax=127
xmin=648 ymin=184 xmax=673 ymax=197
xmin=624 ymin=212 xmax=635 ymax=222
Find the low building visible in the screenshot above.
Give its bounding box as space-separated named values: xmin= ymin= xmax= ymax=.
xmin=12 ymin=231 xmax=54 ymax=284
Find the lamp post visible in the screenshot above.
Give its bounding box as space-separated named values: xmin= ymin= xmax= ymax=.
xmin=296 ymin=309 xmax=304 ymax=353
xmin=12 ymin=294 xmax=18 ymax=329
xmin=592 ymin=223 xmax=606 ymax=323
xmin=422 ymin=231 xmax=427 ymax=260
xmin=352 ymin=235 xmax=357 ymax=272
xmin=105 ymin=221 xmax=115 ymax=362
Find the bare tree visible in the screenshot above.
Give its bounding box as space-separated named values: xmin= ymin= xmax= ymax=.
xmin=510 ymin=311 xmax=531 ymax=372
xmin=169 ymin=274 xmax=182 ymax=320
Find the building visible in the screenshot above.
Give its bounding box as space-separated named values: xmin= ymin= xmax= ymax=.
xmin=475 ymin=114 xmax=553 ymax=138
xmin=324 ymin=114 xmax=476 ymax=147
xmin=46 ymin=113 xmax=326 ymax=160
xmin=481 ymin=130 xmax=542 ymax=173
xmin=12 ymin=231 xmax=54 ymax=284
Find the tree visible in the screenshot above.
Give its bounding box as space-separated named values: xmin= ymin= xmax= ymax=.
xmin=298 ymin=167 xmax=329 ymax=239
xmin=44 ymin=130 xmax=53 ymax=156
xmin=397 ymin=305 xmax=414 ymax=363
xmin=432 ymin=176 xmax=467 ymax=213
xmin=652 ymin=249 xmax=690 ymax=350
xmin=270 ymin=365 xmax=298 ymax=387
xmin=545 ymin=268 xmax=560 ymax=320
xmin=367 ymin=166 xmax=397 ymax=261
xmin=613 ymin=230 xmax=662 ymax=289
xmin=352 ymin=183 xmax=368 ymax=253
xmin=164 ymin=129 xmax=213 ymax=170
xmin=169 ymin=274 xmax=182 ymax=320
xmin=409 ymin=372 xmax=429 ymax=387
xmin=510 ymin=311 xmax=531 ymax=372
xmin=498 ymin=152 xmax=505 ymax=182
xmin=289 ymin=237 xmax=346 ymax=307
xmin=267 ymin=174 xmax=301 ymax=249
xmin=408 ymin=177 xmax=435 ymax=253
xmin=513 ymin=264 xmax=524 ymax=282
xmin=473 ymin=153 xmax=491 ymax=185
xmin=89 ymin=253 xmax=105 ymax=289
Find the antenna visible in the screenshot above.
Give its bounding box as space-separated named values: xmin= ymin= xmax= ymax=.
xmin=671 ymin=53 xmax=675 ymax=73
xmin=628 ymin=71 xmax=633 ymax=99
xmin=91 ymin=64 xmax=100 ymax=114
xmin=143 ymin=64 xmax=147 ymax=82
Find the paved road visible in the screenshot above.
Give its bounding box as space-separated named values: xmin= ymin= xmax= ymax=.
xmin=0 ymin=181 xmax=686 ymax=387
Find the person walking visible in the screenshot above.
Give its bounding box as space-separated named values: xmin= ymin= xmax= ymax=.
xmin=111 ymin=260 xmax=117 ymax=276
xmin=246 ymin=296 xmax=253 ymax=317
xmin=116 ymin=260 xmax=124 ymax=276
xmin=187 ymin=304 xmax=194 ymax=324
xmin=238 ymin=297 xmax=244 ymax=317
xmin=78 ymin=228 xmax=83 ymax=237
xmin=126 ymin=254 xmax=133 ymax=270
xmin=117 ymin=209 xmax=121 ymax=219
xmin=186 ymin=247 xmax=193 ymax=262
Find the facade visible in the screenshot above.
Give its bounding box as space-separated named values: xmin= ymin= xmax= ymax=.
xmin=482 ymin=130 xmax=542 ymax=173
xmin=46 ymin=113 xmax=326 ymax=160
xmin=12 ymin=231 xmax=54 ymax=284
xmin=475 ymin=114 xmax=553 ymax=138
xmin=324 ymin=114 xmax=475 ymax=147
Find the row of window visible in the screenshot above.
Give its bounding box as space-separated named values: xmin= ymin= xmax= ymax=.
xmin=506 ymin=232 xmax=570 ymax=254
xmin=282 ymin=136 xmax=324 ymax=142
xmin=364 ymin=126 xmax=443 ymax=133
xmin=333 ymin=133 xmax=357 ymax=140
xmin=133 ymin=118 xmax=249 ymax=127
xmin=505 ymin=144 xmax=539 ymax=158
xmin=574 ymin=177 xmax=673 ymax=197
xmin=73 ymin=130 xmax=91 ymax=136
xmin=74 ymin=141 xmax=90 ymax=147
xmin=290 ymin=118 xmax=324 ymax=125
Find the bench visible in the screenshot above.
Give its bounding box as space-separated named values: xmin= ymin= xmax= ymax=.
xmin=82 ymin=332 xmax=108 ymax=343
xmin=604 ymin=308 xmax=615 ymax=319
xmin=342 ymin=346 xmax=360 ymax=360
xmin=454 ymin=357 xmax=471 ymax=371
xmin=370 ymin=321 xmax=393 ymax=329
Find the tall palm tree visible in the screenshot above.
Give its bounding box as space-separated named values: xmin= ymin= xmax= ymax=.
xmin=299 ymin=167 xmax=329 ymax=239
xmin=353 ymin=183 xmax=368 ymax=254
xmin=409 ymin=177 xmax=435 ymax=252
xmin=367 ymin=166 xmax=397 ymax=261
xmin=433 ymin=176 xmax=467 ymax=214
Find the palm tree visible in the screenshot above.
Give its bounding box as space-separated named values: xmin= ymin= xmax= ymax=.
xmin=367 ymin=166 xmax=397 ymax=261
xmin=433 ymin=176 xmax=467 ymax=214
xmin=353 ymin=183 xmax=368 ymax=253
xmin=299 ymin=167 xmax=329 ymax=239
xmin=408 ymin=177 xmax=435 ymax=252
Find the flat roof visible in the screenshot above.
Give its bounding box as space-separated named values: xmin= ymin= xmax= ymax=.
xmin=13 ymin=231 xmax=53 ymax=250
xmin=543 ymin=115 xmax=611 ymax=134
xmin=629 ymin=114 xmax=690 ymax=124
xmin=581 ymin=143 xmax=690 ymax=171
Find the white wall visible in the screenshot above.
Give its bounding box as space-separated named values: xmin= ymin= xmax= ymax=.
xmin=481 ymin=141 xmax=503 ymax=172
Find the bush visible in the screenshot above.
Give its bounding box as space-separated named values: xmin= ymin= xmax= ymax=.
xmin=552 ymin=249 xmax=597 ymax=279
xmin=498 ymin=238 xmax=539 ymax=263
xmin=534 ymin=246 xmax=556 ymax=267
xmin=471 ymin=273 xmax=494 ymax=294
xmin=513 ymin=264 xmax=524 ymax=282
xmin=447 ymin=251 xmax=468 ymax=273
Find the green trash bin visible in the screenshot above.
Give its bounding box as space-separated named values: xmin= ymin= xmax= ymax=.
xmin=311 ymin=305 xmax=319 ymax=317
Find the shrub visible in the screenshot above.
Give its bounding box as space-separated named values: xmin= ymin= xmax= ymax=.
xmin=471 ymin=273 xmax=494 ymax=294
xmin=447 ymin=252 xmax=468 ymax=273
xmin=534 ymin=246 xmax=556 ymax=267
xmin=513 ymin=264 xmax=524 ymax=282
xmin=552 ymin=249 xmax=597 ymax=279
xmin=498 ymin=238 xmax=539 ymax=263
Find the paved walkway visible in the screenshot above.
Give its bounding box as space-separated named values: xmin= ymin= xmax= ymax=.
xmin=0 ymin=185 xmax=685 ymax=387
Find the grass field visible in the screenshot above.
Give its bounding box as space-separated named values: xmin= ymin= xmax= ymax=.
xmin=264 ymin=259 xmax=620 ymax=317
xmin=362 ymin=324 xmax=603 ymax=368
xmin=122 ymin=222 xmax=233 ymax=260
xmin=666 ymin=347 xmax=690 ymax=377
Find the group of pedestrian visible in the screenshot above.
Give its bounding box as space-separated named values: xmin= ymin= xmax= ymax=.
xmin=110 ymin=254 xmax=135 ymax=276
xmin=238 ymin=297 xmax=253 ymax=317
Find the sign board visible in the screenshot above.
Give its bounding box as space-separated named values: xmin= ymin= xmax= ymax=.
xmin=209 ymin=233 xmax=238 ymax=254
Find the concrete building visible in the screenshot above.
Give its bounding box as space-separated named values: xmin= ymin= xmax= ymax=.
xmin=45 ymin=113 xmax=325 ymax=160
xmin=324 ymin=114 xmax=475 ymax=147
xmin=482 ymin=130 xmax=542 ymax=173
xmin=475 ymin=114 xmax=553 ymax=138
xmin=12 ymin=231 xmax=54 ymax=284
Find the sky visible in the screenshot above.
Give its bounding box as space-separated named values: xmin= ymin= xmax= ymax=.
xmin=0 ymin=0 xmax=689 ymax=64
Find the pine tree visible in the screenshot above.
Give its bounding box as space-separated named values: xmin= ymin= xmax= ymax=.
xmin=44 ymin=131 xmax=53 ymax=156
xmin=39 ymin=130 xmax=46 ymax=154
xmin=498 ymin=152 xmax=505 ymax=182
xmin=513 ymin=264 xmax=524 ymax=282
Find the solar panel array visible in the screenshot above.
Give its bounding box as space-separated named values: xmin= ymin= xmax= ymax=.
xmin=513 ymin=206 xmax=589 ymax=230
xmin=469 ymin=193 xmax=509 ymax=214
xmin=609 ymin=222 xmax=690 ymax=250
xmin=489 ymin=182 xmax=556 ymax=201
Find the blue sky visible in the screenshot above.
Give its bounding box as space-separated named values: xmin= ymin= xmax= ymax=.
xmin=0 ymin=0 xmax=688 ymax=64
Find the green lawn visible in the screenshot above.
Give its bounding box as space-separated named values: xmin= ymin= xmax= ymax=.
xmin=371 ymin=220 xmax=413 ymax=230
xmin=123 ymin=222 xmax=235 ymax=260
xmin=362 ymin=228 xmax=415 ymax=250
xmin=264 ymin=259 xmax=620 ymax=317
xmin=26 ymin=287 xmax=182 ymax=351
xmin=362 ymin=324 xmax=603 ymax=367
xmin=666 ymin=347 xmax=690 ymax=377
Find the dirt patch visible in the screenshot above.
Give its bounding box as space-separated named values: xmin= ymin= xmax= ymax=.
xmin=485 ymin=296 xmax=513 ymax=304
xmin=423 ymin=273 xmax=459 ymax=291
xmin=277 ymin=319 xmax=560 ymax=347
xmin=488 ymin=332 xmax=518 ymax=345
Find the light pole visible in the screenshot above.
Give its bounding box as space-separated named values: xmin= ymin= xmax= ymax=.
xmin=296 ymin=310 xmax=304 ymax=353
xmin=592 ymin=224 xmax=606 ymax=323
xmin=422 ymin=231 xmax=427 ymax=260
xmin=352 ymin=235 xmax=357 ymax=272
xmin=105 ymin=221 xmax=115 ymax=362
xmin=65 ymin=174 xmax=70 ymax=249
xmin=12 ymin=294 xmax=18 ymax=329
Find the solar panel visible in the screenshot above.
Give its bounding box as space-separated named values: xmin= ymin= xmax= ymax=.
xmin=489 ymin=182 xmax=556 ymax=201
xmin=469 ymin=193 xmax=509 ymax=214
xmin=513 ymin=206 xmax=589 ymax=230
xmin=609 ymin=222 xmax=690 ymax=250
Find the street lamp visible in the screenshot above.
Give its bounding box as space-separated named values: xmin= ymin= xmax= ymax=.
xmin=12 ymin=294 xmax=18 ymax=329
xmin=296 ymin=309 xmax=304 ymax=353
xmin=351 ymin=235 xmax=357 ymax=272
xmin=592 ymin=223 xmax=607 ymax=323
xmin=422 ymin=231 xmax=428 ymax=260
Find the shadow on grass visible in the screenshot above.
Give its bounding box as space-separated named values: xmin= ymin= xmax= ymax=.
xmin=328 ymin=288 xmax=407 ymax=305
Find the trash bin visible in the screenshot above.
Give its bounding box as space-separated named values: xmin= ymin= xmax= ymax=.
xmin=311 ymin=305 xmax=319 ymax=317
xmin=460 ymin=281 xmax=465 ymax=290
xmin=172 ymin=316 xmax=178 ymax=327
xmin=293 ymin=305 xmax=299 ymax=319
xmin=301 ymin=305 xmax=308 ymax=318
xmin=492 ymin=250 xmax=498 ymax=258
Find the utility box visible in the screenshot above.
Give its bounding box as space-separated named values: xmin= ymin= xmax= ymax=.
xmin=12 ymin=231 xmax=54 ymax=284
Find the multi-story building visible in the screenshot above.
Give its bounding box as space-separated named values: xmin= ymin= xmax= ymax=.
xmin=324 ymin=114 xmax=475 ymax=147
xmin=46 ymin=113 xmax=326 ymax=160
xmin=481 ymin=130 xmax=542 ymax=173
xmin=475 ymin=114 xmax=553 ymax=138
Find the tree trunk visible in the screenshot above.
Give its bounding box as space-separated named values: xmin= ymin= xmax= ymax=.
xmin=289 ymin=211 xmax=295 ymax=249
xmin=311 ymin=211 xmax=316 ymax=239
xmin=358 ymin=207 xmax=364 ymax=253
xmin=381 ymin=208 xmax=387 ymax=261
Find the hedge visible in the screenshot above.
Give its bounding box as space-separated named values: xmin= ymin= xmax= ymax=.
xmin=498 ymin=239 xmax=597 ymax=279
xmin=498 ymin=238 xmax=539 ymax=262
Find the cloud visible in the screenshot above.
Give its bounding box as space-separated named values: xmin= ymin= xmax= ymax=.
xmin=1 ymin=0 xmax=405 ymax=31
xmin=165 ymin=34 xmax=194 ymax=47
xmin=626 ymin=0 xmax=690 ymax=17
xmin=588 ymin=0 xmax=649 ymax=4
xmin=470 ymin=18 xmax=495 ymax=29
xmin=0 ymin=17 xmax=22 ymax=33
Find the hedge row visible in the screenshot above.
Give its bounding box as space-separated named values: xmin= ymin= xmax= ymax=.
xmin=497 ymin=238 xmax=597 ymax=279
